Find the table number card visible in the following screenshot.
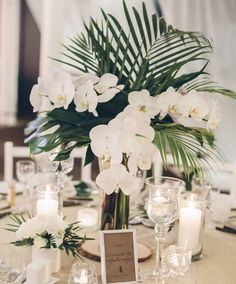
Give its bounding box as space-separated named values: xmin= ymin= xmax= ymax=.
xmin=99 ymin=229 xmax=138 ymax=284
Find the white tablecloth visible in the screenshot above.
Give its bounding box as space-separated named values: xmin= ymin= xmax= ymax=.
xmin=0 ymin=203 xmax=236 ymax=284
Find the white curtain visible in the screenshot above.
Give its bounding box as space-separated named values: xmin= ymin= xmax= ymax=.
xmin=0 ymin=0 xmax=20 ymax=125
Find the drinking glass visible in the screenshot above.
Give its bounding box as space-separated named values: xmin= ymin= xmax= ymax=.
xmin=68 ymin=262 xmax=98 ymax=284
xmin=164 ymin=245 xmax=192 ymax=276
xmin=51 ymin=157 xmax=74 ymax=190
xmin=0 ymin=256 xmax=26 ymax=283
xmin=16 ymin=160 xmax=36 ymax=210
xmin=145 ymin=176 xmax=185 ymax=280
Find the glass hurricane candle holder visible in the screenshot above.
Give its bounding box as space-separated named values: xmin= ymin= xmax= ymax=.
xmin=33 ymin=183 xmax=62 ymax=216
xmin=178 ymin=192 xmax=207 ymax=261
xmin=77 ymin=208 xmax=99 ymax=231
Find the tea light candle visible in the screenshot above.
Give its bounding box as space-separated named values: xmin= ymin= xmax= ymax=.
xmin=77 ymin=208 xmax=98 ymax=229
xmin=178 ymin=203 xmax=202 ymax=251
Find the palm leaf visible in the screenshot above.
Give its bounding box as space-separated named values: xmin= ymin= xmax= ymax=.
xmin=153 ymin=123 xmax=224 ymax=176
xmin=26 ymin=1 xmax=235 ymax=175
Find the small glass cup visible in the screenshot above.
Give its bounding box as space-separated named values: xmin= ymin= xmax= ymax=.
xmin=178 ymin=192 xmax=207 ymax=261
xmin=68 ymin=262 xmax=97 ymax=284
xmin=16 ymin=160 xmax=36 ymax=211
xmin=191 ymin=177 xmax=211 ymax=200
xmin=164 ymin=245 xmax=192 ymax=276
xmin=211 ymin=193 xmax=232 ymax=224
xmin=0 ymin=256 xmax=26 ymax=283
xmin=33 ymin=183 xmax=62 ymax=216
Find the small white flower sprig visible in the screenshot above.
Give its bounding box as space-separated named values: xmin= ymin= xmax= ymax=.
xmin=5 ymin=213 xmax=90 ymax=258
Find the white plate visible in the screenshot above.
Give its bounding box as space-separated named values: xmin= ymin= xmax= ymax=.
xmin=0 ymin=181 xmax=24 ymax=194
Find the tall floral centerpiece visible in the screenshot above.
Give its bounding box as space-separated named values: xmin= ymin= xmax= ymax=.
xmin=26 ymin=1 xmax=235 ymax=230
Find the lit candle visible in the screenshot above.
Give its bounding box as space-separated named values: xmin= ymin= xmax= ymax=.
xmin=36 ymin=189 xmax=58 ymax=215
xmin=77 ymin=208 xmax=98 ymax=229
xmin=178 ymin=203 xmax=202 ymax=251
xmin=36 ymin=199 xmax=58 ymax=215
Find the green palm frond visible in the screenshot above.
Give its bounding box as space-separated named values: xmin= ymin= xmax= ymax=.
xmin=25 ymin=1 xmax=236 ymax=176
xmin=61 ymin=1 xmax=214 ymax=95
xmin=153 ymin=123 xmax=225 ymax=176
xmin=186 ymin=78 xmax=236 ymax=99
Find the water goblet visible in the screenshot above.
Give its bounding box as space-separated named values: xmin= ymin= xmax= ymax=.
xmin=16 ymin=160 xmax=36 ymax=210
xmin=0 ymin=256 xmax=26 ymax=284
xmin=145 ymin=176 xmax=185 ymax=280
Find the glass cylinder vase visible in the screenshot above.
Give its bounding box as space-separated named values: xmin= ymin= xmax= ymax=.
xmin=100 ymin=189 xmax=129 ymax=230
xmin=178 ymin=192 xmax=207 ymax=261
xmin=33 ymin=183 xmax=62 ymax=216
xmin=98 ymin=158 xmax=129 ymax=230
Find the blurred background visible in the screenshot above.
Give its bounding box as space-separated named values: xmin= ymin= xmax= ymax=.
xmin=0 ymin=0 xmax=236 ymax=179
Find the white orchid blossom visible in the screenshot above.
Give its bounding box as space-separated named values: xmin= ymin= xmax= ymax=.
xmin=96 ymin=164 xmax=140 ymax=195
xmin=29 ymin=78 xmax=45 ymax=112
xmin=128 ymin=141 xmax=158 ymax=175
xmin=178 ymin=90 xmax=209 ymax=121
xmin=74 ymin=73 xmax=99 ymax=87
xmin=120 ymin=105 xmax=151 ymax=125
xmin=111 ymin=110 xmax=155 ymax=154
xmin=74 ymin=80 xmax=98 ymax=116
xmin=95 ymin=73 xmax=124 ymax=103
xmin=74 ymin=73 xmax=124 ymax=116
xmin=128 ymin=89 xmax=159 ymax=118
xmin=42 ymin=68 xmax=75 ymax=109
xmin=156 ymin=87 xmax=182 ymax=119
xmin=89 ymin=124 xmax=123 ymax=164
xmin=207 ymin=100 xmax=221 ymax=131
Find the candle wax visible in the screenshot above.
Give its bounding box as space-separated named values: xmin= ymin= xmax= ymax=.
xmin=178 ymin=206 xmax=202 ymax=251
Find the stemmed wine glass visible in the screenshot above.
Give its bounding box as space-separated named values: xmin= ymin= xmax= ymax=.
xmin=16 ymin=160 xmax=36 ymax=210
xmin=145 ymin=176 xmax=185 ymax=280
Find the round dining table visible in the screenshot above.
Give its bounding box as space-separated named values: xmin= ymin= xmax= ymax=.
xmin=0 ymin=198 xmax=236 ymax=284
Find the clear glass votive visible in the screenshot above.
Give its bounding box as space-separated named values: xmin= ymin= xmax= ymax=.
xmin=68 ymin=262 xmax=97 ymax=284
xmin=211 ymin=193 xmax=232 ymax=224
xmin=191 ymin=177 xmax=211 ymax=200
xmin=33 ymin=183 xmax=62 ymax=216
xmin=164 ymin=245 xmax=192 ymax=276
xmin=178 ymin=192 xmax=207 ymax=261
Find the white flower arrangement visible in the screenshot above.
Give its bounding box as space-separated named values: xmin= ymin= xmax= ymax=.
xmin=5 ymin=213 xmax=89 ymax=258
xmin=29 ymin=69 xmax=222 ymax=195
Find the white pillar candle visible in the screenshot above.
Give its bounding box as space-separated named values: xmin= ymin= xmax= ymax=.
xmin=77 ymin=208 xmax=98 ymax=229
xmin=178 ymin=205 xmax=202 ymax=251
xmin=36 ymin=199 xmax=58 ymax=215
